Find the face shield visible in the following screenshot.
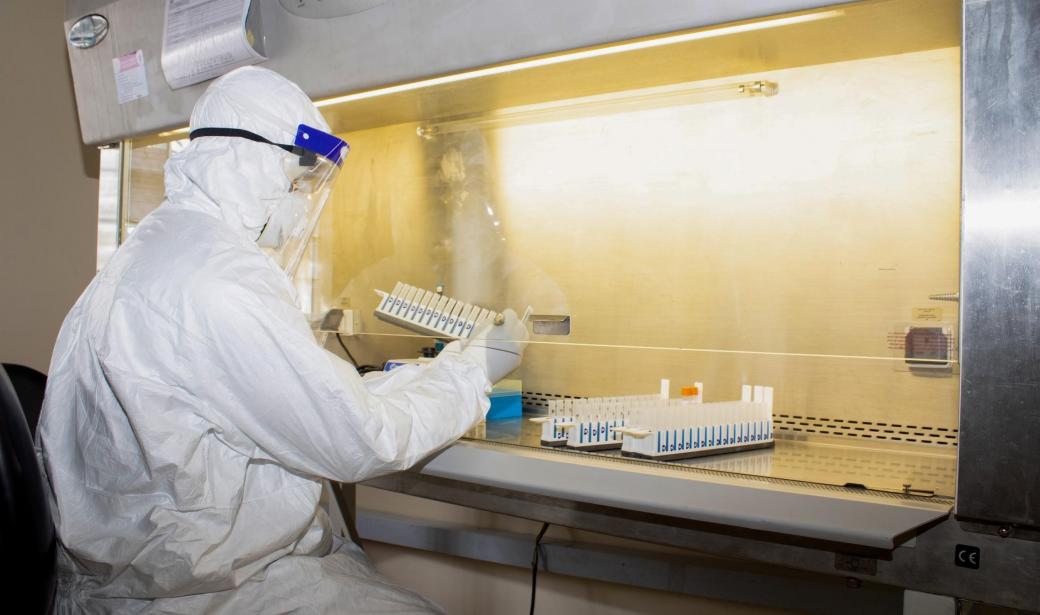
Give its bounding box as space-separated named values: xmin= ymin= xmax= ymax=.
xmin=189 ymin=124 xmax=350 ymax=277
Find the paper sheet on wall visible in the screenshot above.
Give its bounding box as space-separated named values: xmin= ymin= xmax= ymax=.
xmin=113 ymin=50 xmax=149 ymax=104
xmin=161 ymin=0 xmax=266 ymax=90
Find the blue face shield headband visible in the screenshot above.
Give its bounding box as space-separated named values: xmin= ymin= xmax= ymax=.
xmin=189 ymin=124 xmax=349 ymax=168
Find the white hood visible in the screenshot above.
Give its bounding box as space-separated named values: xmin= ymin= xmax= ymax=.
xmin=163 ymin=66 xmax=333 ymax=242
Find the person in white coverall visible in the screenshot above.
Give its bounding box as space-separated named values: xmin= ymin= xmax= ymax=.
xmin=35 ymin=66 xmax=528 ymax=614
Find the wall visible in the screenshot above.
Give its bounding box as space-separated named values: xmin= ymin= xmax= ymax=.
xmin=0 ymin=1 xmax=99 ymax=372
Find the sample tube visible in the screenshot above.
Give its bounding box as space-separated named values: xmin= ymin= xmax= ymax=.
xmin=436 ymin=299 xmax=458 ymax=333
xmin=380 ymin=282 xmax=404 ymax=313
xmin=389 ymin=284 xmax=411 ymax=315
xmin=395 ymin=286 xmax=417 ymax=316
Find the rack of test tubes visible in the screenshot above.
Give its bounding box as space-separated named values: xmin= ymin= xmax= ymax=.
xmin=531 ymin=393 xmax=660 ymax=450
xmin=374 ymin=282 xmax=502 ymax=339
xmin=531 ymin=380 xmax=774 ymax=460
xmin=618 ymin=384 xmax=774 ymax=460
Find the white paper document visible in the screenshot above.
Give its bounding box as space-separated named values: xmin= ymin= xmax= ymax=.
xmin=161 ymin=0 xmax=266 ymax=90
xmin=112 ymin=50 xmax=149 ymax=104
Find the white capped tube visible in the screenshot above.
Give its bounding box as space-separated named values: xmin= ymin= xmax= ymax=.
xmin=389 ymin=283 xmax=411 ymax=315
xmin=380 ymin=282 xmax=404 ymax=313
xmin=421 ymin=291 xmax=439 ymax=323
xmin=419 ymin=294 xmax=439 ymax=326
xmin=395 ymin=285 xmax=417 ymax=316
xmin=453 ymin=304 xmax=474 ymax=337
xmin=463 ymin=308 xmax=486 ymax=337
xmin=428 ymin=295 xmax=450 ymax=327
xmin=416 ymin=291 xmax=437 ymax=324
xmin=443 ymin=301 xmax=463 ymax=334
xmin=436 ymin=299 xmax=458 ymax=332
xmin=406 ymin=288 xmax=425 ymax=319
xmin=409 ymin=290 xmax=433 ymax=322
xmin=419 ymin=296 xmax=437 ymax=328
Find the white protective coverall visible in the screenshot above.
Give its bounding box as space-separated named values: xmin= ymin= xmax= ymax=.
xmin=36 ymin=66 xmax=519 ymax=613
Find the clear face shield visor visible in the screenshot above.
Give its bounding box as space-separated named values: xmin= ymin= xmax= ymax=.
xmin=189 ymin=124 xmax=350 ymax=277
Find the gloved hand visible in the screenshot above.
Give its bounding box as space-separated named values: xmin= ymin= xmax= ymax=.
xmin=459 ymin=309 xmax=529 ymax=384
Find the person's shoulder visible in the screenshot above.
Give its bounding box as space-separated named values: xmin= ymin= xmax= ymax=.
xmin=107 ymin=206 xmax=282 ymax=312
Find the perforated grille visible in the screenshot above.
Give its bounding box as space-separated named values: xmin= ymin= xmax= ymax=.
xmin=522 ymin=391 xmax=582 ymax=411
xmin=773 ymin=414 xmax=958 ymax=447
xmin=522 ymin=392 xmax=959 ymax=447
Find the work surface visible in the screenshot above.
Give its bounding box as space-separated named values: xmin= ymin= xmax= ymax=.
xmin=394 ymin=413 xmax=957 ymax=550
xmin=465 ymin=414 xmax=958 ymax=498
xmin=364 ymin=413 xmax=1039 ymax=611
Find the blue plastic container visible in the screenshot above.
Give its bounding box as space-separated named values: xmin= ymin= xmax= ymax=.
xmin=487 ymin=379 xmax=522 ymax=420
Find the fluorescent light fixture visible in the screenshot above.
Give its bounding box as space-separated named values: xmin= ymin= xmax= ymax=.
xmin=157 ymin=127 xmax=190 ymax=138
xmin=416 ymin=79 xmax=778 ymax=137
xmin=315 ymin=10 xmax=840 ymax=108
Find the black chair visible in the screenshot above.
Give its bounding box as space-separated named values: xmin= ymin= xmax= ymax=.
xmin=2 ymin=363 xmax=47 ymax=437
xmin=0 ymin=366 xmax=56 ymax=613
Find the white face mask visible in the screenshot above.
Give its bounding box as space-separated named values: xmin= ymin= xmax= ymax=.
xmin=257 ymin=191 xmax=305 ymax=247
xmin=187 ymin=124 xmax=348 ymax=275
xmin=257 ymin=188 xmax=334 ymax=278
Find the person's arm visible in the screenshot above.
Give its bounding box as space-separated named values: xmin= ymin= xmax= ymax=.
xmin=199 ymin=283 xmax=491 ymax=483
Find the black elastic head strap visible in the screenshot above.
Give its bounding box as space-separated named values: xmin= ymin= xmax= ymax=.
xmin=189 ymin=127 xmax=317 ymax=166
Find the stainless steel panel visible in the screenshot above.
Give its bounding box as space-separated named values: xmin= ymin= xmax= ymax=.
xmin=362 ymin=475 xmax=1040 ymax=610
xmin=415 ymin=440 xmax=951 ymax=549
xmin=66 ymin=0 xmax=112 ymax=16
xmin=357 ymin=510 xmax=906 ymax=615
xmin=64 ymin=0 xmax=957 ymax=144
xmin=956 ymin=0 xmax=1040 ymax=528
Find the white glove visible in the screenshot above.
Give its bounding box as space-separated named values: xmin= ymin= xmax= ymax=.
xmin=460 ymin=309 xmax=529 ymax=384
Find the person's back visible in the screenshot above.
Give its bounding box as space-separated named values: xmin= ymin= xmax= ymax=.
xmin=36 ymin=66 xmax=527 ymax=614
xmin=39 ymin=202 xmax=345 ymax=612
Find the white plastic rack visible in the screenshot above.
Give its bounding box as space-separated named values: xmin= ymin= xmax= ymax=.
xmin=530 ymin=394 xmax=660 ymax=450
xmin=531 ymin=381 xmax=774 ymax=460
xmin=618 ymin=384 xmax=774 ymax=460
xmin=374 ymin=282 xmax=502 ymax=339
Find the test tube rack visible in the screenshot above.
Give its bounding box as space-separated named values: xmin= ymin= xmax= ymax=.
xmin=618 ymin=385 xmax=774 ymax=461
xmin=531 ymin=382 xmax=774 ymax=460
xmin=530 ymin=394 xmax=660 ymax=450
xmin=374 ymin=282 xmax=502 ymax=340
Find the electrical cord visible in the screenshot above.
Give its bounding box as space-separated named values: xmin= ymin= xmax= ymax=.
xmin=335 ymin=333 xmax=381 ymax=374
xmin=529 ymin=522 xmax=551 ymax=615
xmin=335 ymin=332 xmax=360 ymax=365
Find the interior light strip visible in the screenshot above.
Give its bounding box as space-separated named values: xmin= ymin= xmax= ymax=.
xmin=314 ymin=10 xmax=841 ymax=108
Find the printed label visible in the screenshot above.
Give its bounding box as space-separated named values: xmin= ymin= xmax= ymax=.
xmin=112 ymin=50 xmax=148 ymax=104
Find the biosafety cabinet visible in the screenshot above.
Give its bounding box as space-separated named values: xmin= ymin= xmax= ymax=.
xmin=65 ymin=0 xmax=1040 ymax=610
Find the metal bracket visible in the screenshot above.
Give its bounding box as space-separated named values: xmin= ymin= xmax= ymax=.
xmin=530 ymin=314 xmax=570 ymax=336
xmin=835 ymin=552 xmax=878 ymax=576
